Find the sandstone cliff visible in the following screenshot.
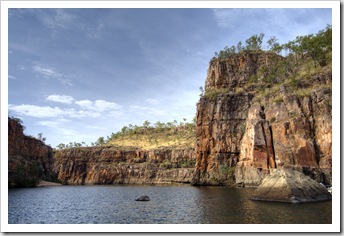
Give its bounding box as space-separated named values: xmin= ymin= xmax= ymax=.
xmin=8 ymin=117 xmax=54 ymax=187
xmin=52 ymin=146 xmax=195 ymax=185
xmin=192 ymin=51 xmax=332 ymax=186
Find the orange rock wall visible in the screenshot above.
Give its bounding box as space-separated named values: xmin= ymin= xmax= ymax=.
xmin=193 ymin=52 xmax=332 ymax=186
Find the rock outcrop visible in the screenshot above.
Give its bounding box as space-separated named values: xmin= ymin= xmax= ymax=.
xmin=193 ymin=51 xmax=332 ymax=186
xmin=52 ymin=147 xmax=195 ymax=185
xmin=251 ymin=168 xmax=332 ymax=203
xmin=8 ymin=117 xmax=54 ymax=187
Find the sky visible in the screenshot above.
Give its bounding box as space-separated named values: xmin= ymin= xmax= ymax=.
xmin=7 ymin=7 xmax=332 ymax=147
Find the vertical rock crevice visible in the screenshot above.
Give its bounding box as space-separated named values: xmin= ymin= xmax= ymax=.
xmin=194 ymin=51 xmax=331 ymax=186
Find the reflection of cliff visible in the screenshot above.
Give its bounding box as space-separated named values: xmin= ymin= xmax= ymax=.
xmin=192 ymin=51 xmax=332 ymax=186
xmin=52 ymin=147 xmax=195 ymax=185
xmin=8 ymin=117 xmax=53 ymax=187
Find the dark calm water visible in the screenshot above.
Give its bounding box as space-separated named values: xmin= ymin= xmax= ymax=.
xmin=8 ymin=185 xmax=331 ymax=224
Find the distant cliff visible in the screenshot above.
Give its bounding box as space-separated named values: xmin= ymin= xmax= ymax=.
xmin=8 ymin=117 xmax=54 ymax=187
xmin=52 ymin=147 xmax=195 ymax=185
xmin=192 ymin=51 xmax=332 ymax=186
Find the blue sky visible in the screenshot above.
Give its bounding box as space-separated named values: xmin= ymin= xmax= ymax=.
xmin=8 ymin=8 xmax=332 ymax=147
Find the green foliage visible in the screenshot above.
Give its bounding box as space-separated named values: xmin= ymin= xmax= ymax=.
xmin=288 ymin=111 xmax=297 ymax=118
xmin=213 ymin=25 xmax=331 ymax=67
xmin=245 ymin=33 xmax=264 ymax=51
xmin=294 ymin=88 xmax=312 ymax=98
xmin=104 ymin=118 xmax=196 ymax=149
xmin=219 ymin=165 xmax=236 ymax=179
xmin=241 ymin=123 xmax=246 ymax=133
xmin=272 ymin=95 xmax=284 ymax=103
xmin=160 ymin=160 xmax=173 ymax=169
xmin=204 ymin=87 xmax=229 ymax=100
xmin=10 ymin=162 xmax=43 ymax=187
xmin=270 ymin=117 xmax=276 ymax=123
xmin=236 ymin=41 xmax=244 ymax=53
xmin=267 ymin=36 xmax=282 ymax=54
xmin=181 ymin=160 xmax=196 ymax=168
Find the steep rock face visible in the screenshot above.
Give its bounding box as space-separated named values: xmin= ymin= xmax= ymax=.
xmin=193 ymin=52 xmax=332 ymax=186
xmin=8 ymin=118 xmax=53 ymax=187
xmin=193 ymin=93 xmax=252 ymax=185
xmin=52 ymin=147 xmax=195 ymax=185
xmin=236 ymin=86 xmax=332 ymax=186
xmin=205 ymin=51 xmax=283 ymax=91
xmin=193 ymin=51 xmax=282 ymax=186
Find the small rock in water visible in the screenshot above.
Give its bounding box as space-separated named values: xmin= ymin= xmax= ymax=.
xmin=135 ymin=196 xmax=150 ymax=201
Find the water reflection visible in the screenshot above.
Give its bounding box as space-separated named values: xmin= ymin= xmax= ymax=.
xmin=8 ymin=185 xmax=331 ymax=224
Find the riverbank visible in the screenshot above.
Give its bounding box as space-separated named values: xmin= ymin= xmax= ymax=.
xmin=36 ymin=180 xmax=62 ymax=187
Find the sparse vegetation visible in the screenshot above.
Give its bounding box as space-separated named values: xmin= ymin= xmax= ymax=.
xmin=106 ymin=119 xmax=196 ymax=150
xmin=204 ymin=87 xmax=229 ymax=100
xmin=56 ymin=118 xmax=197 ymax=150
xmin=273 ymin=95 xmax=284 ymax=103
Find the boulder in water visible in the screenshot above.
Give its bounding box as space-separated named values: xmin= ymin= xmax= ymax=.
xmin=135 ymin=196 xmax=150 ymax=201
xmin=251 ymin=168 xmax=332 ymax=203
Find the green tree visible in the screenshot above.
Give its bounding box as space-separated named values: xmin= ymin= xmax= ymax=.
xmin=56 ymin=143 xmax=66 ymax=150
xmin=237 ymin=41 xmax=244 ymax=52
xmin=245 ymin=33 xmax=264 ymax=51
xmin=143 ymin=120 xmax=150 ymax=128
xmin=267 ymin=36 xmax=282 ymax=54
xmin=97 ymin=137 xmax=105 ymax=146
xmin=199 ymin=86 xmax=204 ymax=97
xmin=121 ymin=126 xmax=128 ymax=135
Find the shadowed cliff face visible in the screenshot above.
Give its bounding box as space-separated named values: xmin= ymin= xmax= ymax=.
xmin=8 ymin=118 xmax=53 ymax=187
xmin=52 ymin=147 xmax=195 ymax=185
xmin=193 ymin=51 xmax=332 ymax=186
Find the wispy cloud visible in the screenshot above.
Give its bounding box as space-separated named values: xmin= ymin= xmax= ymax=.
xmin=32 ymin=64 xmax=74 ymax=86
xmin=37 ymin=120 xmax=62 ymax=129
xmin=145 ymin=98 xmax=159 ymax=105
xmin=40 ymin=9 xmax=77 ymax=30
xmin=8 ymin=75 xmax=16 ymax=80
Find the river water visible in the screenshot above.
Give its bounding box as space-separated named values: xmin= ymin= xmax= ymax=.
xmin=8 ymin=185 xmax=331 ymax=224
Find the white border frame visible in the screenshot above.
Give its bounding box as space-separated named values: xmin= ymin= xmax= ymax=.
xmin=1 ymin=1 xmax=340 ymax=233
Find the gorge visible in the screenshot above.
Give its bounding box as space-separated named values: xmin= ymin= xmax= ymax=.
xmin=8 ymin=49 xmax=332 ymax=202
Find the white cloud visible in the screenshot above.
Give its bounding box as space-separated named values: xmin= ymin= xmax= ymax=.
xmin=8 ymin=75 xmax=16 ymax=80
xmin=95 ymin=100 xmax=122 ymax=111
xmin=75 ymin=99 xmax=93 ymax=109
xmin=10 ymin=94 xmax=122 ymax=121
xmin=75 ymin=99 xmax=122 ymax=112
xmin=9 ymin=104 xmax=64 ymax=118
xmin=46 ymin=94 xmax=75 ymax=104
xmin=9 ymin=104 xmax=101 ymax=119
xmin=145 ymin=98 xmax=159 ymax=105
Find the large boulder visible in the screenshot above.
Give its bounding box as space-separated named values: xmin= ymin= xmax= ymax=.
xmin=251 ymin=168 xmax=331 ymax=203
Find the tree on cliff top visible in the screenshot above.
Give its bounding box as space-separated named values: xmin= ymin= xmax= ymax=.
xmin=213 ymin=25 xmax=332 ymax=68
xmin=245 ymin=33 xmax=265 ymax=51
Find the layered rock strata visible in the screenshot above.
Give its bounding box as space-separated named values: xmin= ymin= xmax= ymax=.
xmin=52 ymin=147 xmax=195 ymax=185
xmin=8 ymin=117 xmax=53 ymax=187
xmin=193 ymin=51 xmax=332 ymax=186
